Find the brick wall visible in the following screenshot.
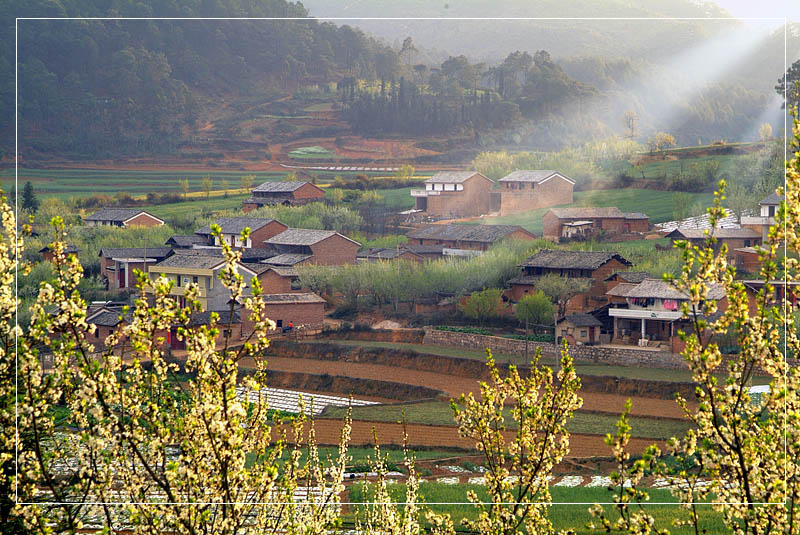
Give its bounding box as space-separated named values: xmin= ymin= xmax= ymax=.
xmin=243 ymin=301 xmax=325 ymax=332
xmin=293 ymin=182 xmax=326 ymax=200
xmin=125 ymin=213 xmax=163 ymax=227
xmin=499 ymin=176 xmax=574 ymax=216
xmin=258 ymin=270 xmax=296 ymax=293
xmin=424 ymin=175 xmax=493 ymax=218
xmin=251 ymin=220 xmax=289 ymax=245
xmin=625 ymin=218 xmax=650 ymax=232
xmin=542 ymin=211 xmax=561 ymax=239
xmin=310 ymin=235 xmax=359 ymax=265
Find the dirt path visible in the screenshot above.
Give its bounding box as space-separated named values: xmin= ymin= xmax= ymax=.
xmin=250 ymin=356 xmax=689 ymax=420
xmin=279 ymin=418 xmax=663 ymax=457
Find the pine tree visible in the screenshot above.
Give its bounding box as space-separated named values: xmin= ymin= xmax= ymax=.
xmin=21 ymin=182 xmax=38 ymax=212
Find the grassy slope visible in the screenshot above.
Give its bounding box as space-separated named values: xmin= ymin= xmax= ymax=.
xmin=349 ymin=484 xmax=725 ymax=534
xmin=146 ymin=195 xmax=250 ymax=219
xmin=477 ymin=188 xmax=715 ymax=234
xmin=322 ymin=400 xmax=692 ymax=439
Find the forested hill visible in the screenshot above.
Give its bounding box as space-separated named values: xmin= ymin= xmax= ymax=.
xmin=1 ymin=0 xmax=398 ymax=157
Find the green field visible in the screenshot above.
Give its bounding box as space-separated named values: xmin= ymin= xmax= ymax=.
xmin=322 ymin=400 xmax=692 ymax=439
xmin=315 ymin=340 xmax=771 ymax=385
xmin=145 ymin=194 xmax=250 ymax=219
xmin=2 ymin=168 xmax=289 ymax=199
xmin=348 ymin=483 xmax=726 ymax=534
xmin=288 ymin=145 xmax=339 ymax=159
xmin=478 ymin=188 xmax=716 ymax=234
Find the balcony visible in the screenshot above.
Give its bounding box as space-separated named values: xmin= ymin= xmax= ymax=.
xmin=410 ymin=189 xmax=440 ymax=197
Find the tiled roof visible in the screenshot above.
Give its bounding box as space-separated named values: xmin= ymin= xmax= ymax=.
xmin=261 ymin=293 xmax=326 ymax=304
xmin=99 ymin=247 xmax=172 ymax=259
xmin=85 ymin=208 xmax=161 ymax=222
xmin=152 ymin=252 xmax=226 ymax=270
xmin=408 ymin=224 xmax=533 ymax=243
xmin=667 ymin=228 xmax=761 ymax=239
xmin=618 ymin=278 xmax=726 ymax=300
xmin=605 ymin=271 xmax=650 ymax=283
xmin=520 ymin=249 xmax=631 ymax=270
xmin=605 ymin=282 xmax=637 ymax=297
xmin=40 ymin=244 xmax=79 ymax=254
xmin=266 ymin=266 xmax=298 ymax=277
xmin=760 ymin=192 xmax=784 ymax=205
xmin=402 ymin=244 xmax=445 ymax=255
xmin=195 ymin=217 xmax=279 ymax=236
xmin=264 ymin=253 xmax=313 ymax=266
xmin=252 ymin=181 xmax=312 ymax=193
xmin=499 ymin=170 xmax=574 ymax=184
xmin=548 ymin=207 xmax=625 ymax=219
xmin=424 ymin=171 xmax=488 ymax=184
xmin=624 ymin=212 xmax=649 ymax=220
xmin=165 ymin=235 xmax=207 ymax=247
xmin=186 ymin=310 xmax=240 ymax=327
xmin=357 ymin=248 xmax=418 ymax=260
xmin=560 ymin=313 xmax=602 ymax=327
xmin=88 ymin=310 xmax=129 ymax=327
xmin=508 ymin=275 xmax=593 ymax=286
xmin=265 ymin=228 xmax=359 ymax=247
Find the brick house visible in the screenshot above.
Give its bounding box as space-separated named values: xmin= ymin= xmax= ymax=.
xmin=741 ymin=192 xmax=783 ymax=241
xmin=264 ymin=229 xmax=360 ymax=265
xmin=731 ymin=246 xmax=762 ymax=274
xmin=84 ymin=208 xmax=164 ymax=228
xmin=497 ymin=170 xmax=575 ymax=216
xmin=607 ymin=278 xmax=726 ymax=353
xmin=195 ymin=217 xmax=288 ymax=248
xmin=40 ymin=244 xmax=79 ymax=262
xmin=666 ymin=227 xmax=762 ymax=257
xmin=410 ymin=171 xmax=494 ymax=218
xmin=86 ymin=307 xmax=130 ymax=348
xmin=147 ymin=251 xmax=260 ymax=311
xmin=507 ymin=250 xmax=632 ymax=313
xmin=241 ymin=293 xmax=327 ymax=333
xmin=557 ymin=313 xmax=603 ymax=345
xmin=407 ymin=224 xmax=536 ymax=252
xmin=542 ymin=207 xmax=649 ymax=240
xmin=242 ymin=181 xmax=325 ymax=211
xmin=604 ymin=271 xmax=650 ymax=293
xmin=99 ymin=247 xmax=173 ymax=292
xmin=251 ymin=266 xmax=302 ymax=294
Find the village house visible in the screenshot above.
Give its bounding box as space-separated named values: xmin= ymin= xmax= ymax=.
xmin=263 ymin=228 xmax=360 ymax=265
xmin=84 ymin=208 xmax=164 ymax=228
xmin=165 ymin=235 xmax=207 ymax=249
xmin=407 ymin=224 xmax=536 ymax=252
xmin=401 ymin=244 xmax=446 ymax=260
xmin=741 ymin=192 xmax=784 ymax=241
xmin=731 ymin=246 xmax=762 ymax=274
xmin=86 ymin=306 xmax=130 ymax=348
xmin=242 ymin=181 xmax=325 ymax=211
xmin=665 ymin=227 xmax=762 ymax=256
xmin=356 ymin=247 xmax=425 ymax=263
xmin=741 ymin=279 xmax=800 ymax=316
xmin=496 ymin=170 xmax=575 ymax=216
xmin=607 ymin=278 xmax=726 ymax=352
xmin=168 ymin=310 xmax=243 ymax=351
xmin=507 ymin=249 xmax=632 ymax=313
xmin=40 ymin=244 xmax=79 ymax=262
xmin=263 ymin=253 xmax=313 ymax=267
xmin=410 ymin=171 xmax=494 ymax=218
xmin=241 ymin=293 xmax=327 ymax=333
xmin=604 ymin=271 xmax=651 ymax=304
xmin=99 ymin=246 xmax=173 ymax=292
xmin=146 ymin=250 xmax=260 ymax=310
xmin=557 ymin=313 xmax=603 ymax=345
xmin=195 ymin=217 xmax=288 ymax=248
xmin=251 ymin=265 xmax=302 ymax=294
xmin=542 ymin=207 xmax=649 ymax=240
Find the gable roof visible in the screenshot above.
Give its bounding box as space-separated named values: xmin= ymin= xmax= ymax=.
xmin=624 ymin=212 xmax=649 ymax=220
xmin=165 ymin=235 xmax=207 ymax=247
xmin=85 ymin=208 xmax=163 ymax=224
xmin=152 ymin=252 xmax=227 ymax=270
xmin=408 ymin=224 xmax=535 ymax=243
xmin=605 ymin=271 xmax=651 ymax=283
xmin=195 ymin=217 xmax=281 ymax=236
xmin=559 ymin=313 xmax=602 ymax=327
xmin=760 ymin=192 xmax=784 ymax=205
xmin=263 ymin=253 xmax=313 ymax=266
xmin=614 ymin=278 xmax=726 ymax=300
xmin=88 ymin=310 xmax=129 ymax=327
xmin=99 ymin=247 xmax=172 ymax=260
xmin=424 ymin=171 xmax=491 ymax=184
xmin=187 ymin=310 xmax=240 ymax=327
xmin=605 ymin=282 xmax=638 ymax=297
xmin=499 ymin=170 xmax=575 ymax=185
xmin=666 ymin=228 xmax=761 ymax=240
xmin=252 ymin=181 xmax=320 ymax=193
xmin=520 ymin=249 xmax=632 ymax=270
xmin=40 ymin=244 xmax=79 ymax=254
xmin=357 ymin=248 xmax=422 ymax=260
xmin=547 ymin=207 xmax=625 ymax=219
xmin=265 ymin=228 xmax=360 ymax=247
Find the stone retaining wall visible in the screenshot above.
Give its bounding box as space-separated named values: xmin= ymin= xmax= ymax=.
xmin=423 ymin=328 xmax=687 ymax=370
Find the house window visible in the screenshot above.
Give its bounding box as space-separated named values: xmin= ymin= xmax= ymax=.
xmin=276 ymin=319 xmax=283 ymax=328
xmin=769 ymin=205 xmax=775 ymax=217
xmin=183 ymin=277 xmax=191 ymax=286
xmin=291 ymin=279 xmax=301 ymax=290
xmin=744 ymin=239 xmax=751 ymax=247
xmin=193 ymin=276 xmax=198 ymax=284
xmin=580 ymin=330 xmax=588 ymax=337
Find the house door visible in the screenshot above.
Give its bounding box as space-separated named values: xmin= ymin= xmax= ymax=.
xmin=588 ymin=326 xmax=595 ymax=343
xmin=118 ymin=266 xmax=126 ymax=289
xmin=170 ymin=327 xmax=185 ymax=350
